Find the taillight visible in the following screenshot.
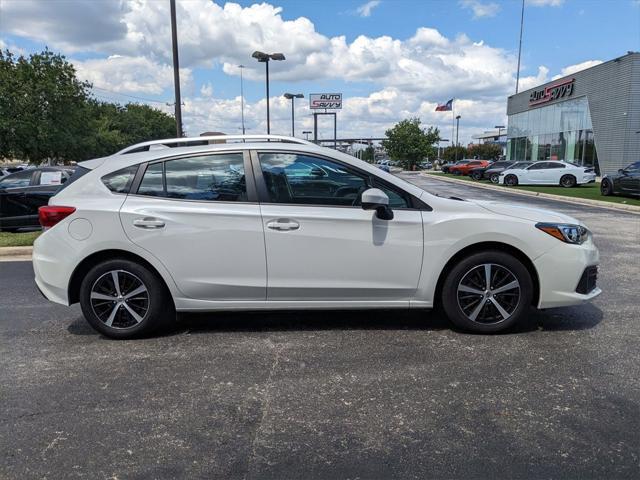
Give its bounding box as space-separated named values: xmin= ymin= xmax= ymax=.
xmin=38 ymin=206 xmax=76 ymax=228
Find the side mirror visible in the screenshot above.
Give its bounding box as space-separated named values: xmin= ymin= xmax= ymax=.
xmin=618 ymin=169 xmax=627 ymax=175
xmin=361 ymin=188 xmax=393 ymax=220
xmin=310 ymin=167 xmax=326 ymax=177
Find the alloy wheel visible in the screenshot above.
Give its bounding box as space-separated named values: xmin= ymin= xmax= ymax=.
xmin=456 ymin=263 xmax=521 ymax=324
xmin=90 ymin=270 xmax=150 ymax=329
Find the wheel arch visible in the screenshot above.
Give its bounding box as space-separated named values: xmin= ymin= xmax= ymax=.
xmin=68 ymin=249 xmax=174 ymax=305
xmin=433 ymin=241 xmax=540 ymax=308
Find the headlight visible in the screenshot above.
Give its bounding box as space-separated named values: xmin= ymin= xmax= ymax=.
xmin=536 ymin=223 xmax=589 ymax=244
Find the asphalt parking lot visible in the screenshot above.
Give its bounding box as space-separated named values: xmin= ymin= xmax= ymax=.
xmin=1 ymin=174 xmax=639 ymax=479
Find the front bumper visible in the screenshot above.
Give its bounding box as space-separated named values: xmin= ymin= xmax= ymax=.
xmin=534 ymin=237 xmax=601 ymax=308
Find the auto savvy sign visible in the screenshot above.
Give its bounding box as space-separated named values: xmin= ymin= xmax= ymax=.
xmin=529 ymin=78 xmax=575 ymax=107
xmin=310 ymin=93 xmax=342 ymax=109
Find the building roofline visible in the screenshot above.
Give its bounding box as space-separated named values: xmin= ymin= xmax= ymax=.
xmin=508 ymin=51 xmax=639 ymax=99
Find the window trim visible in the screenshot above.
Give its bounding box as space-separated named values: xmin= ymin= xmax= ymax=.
xmin=250 ymin=149 xmax=431 ymax=211
xmin=129 ymin=150 xmax=258 ymax=204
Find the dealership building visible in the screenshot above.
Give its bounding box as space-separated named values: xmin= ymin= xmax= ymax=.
xmin=506 ymin=51 xmax=640 ymax=175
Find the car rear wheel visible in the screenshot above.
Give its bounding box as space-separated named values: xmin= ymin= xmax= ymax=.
xmin=79 ymin=259 xmax=175 ymax=339
xmin=471 ymin=171 xmax=482 ymax=180
xmin=560 ymin=174 xmax=577 ymax=188
xmin=504 ymin=174 xmax=518 ymax=186
xmin=441 ymin=251 xmax=533 ymax=333
xmin=600 ymin=179 xmax=613 ymax=196
xmin=490 ymin=173 xmax=500 ymax=184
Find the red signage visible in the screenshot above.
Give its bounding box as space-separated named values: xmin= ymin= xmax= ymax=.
xmin=529 ymin=78 xmax=575 ymax=106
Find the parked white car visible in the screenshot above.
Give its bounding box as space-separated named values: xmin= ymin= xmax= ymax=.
xmin=33 ymin=135 xmax=600 ymax=339
xmin=499 ymin=161 xmax=597 ymax=187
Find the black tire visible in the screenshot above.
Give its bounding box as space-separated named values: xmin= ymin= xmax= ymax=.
xmin=441 ymin=250 xmax=533 ymax=333
xmin=560 ymin=174 xmax=577 ymax=188
xmin=79 ymin=259 xmax=175 ymax=339
xmin=471 ymin=172 xmax=482 ymax=180
xmin=600 ymin=179 xmax=613 ymax=196
xmin=490 ymin=173 xmax=500 ymax=184
xmin=504 ymin=174 xmax=518 ymax=186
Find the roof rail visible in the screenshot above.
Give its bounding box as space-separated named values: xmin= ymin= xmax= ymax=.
xmin=115 ymin=134 xmax=316 ymax=155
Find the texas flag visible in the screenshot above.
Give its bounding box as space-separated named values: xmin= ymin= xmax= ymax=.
xmin=435 ymin=99 xmax=453 ymax=111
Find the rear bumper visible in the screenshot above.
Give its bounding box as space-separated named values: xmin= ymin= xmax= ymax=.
xmin=32 ymin=232 xmax=72 ymax=306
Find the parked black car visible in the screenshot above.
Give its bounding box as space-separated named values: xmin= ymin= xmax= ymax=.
xmin=441 ymin=159 xmax=471 ymax=174
xmin=484 ymin=161 xmax=533 ymax=183
xmin=0 ymin=166 xmax=76 ymax=232
xmin=601 ymin=161 xmax=640 ymax=198
xmin=468 ymin=160 xmax=513 ymax=181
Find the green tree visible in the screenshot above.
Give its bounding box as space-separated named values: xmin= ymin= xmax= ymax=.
xmin=382 ymin=118 xmax=439 ymax=170
xmin=0 ymin=49 xmax=92 ymax=163
xmin=360 ymin=145 xmax=375 ymax=162
xmin=467 ymin=143 xmax=503 ymax=161
xmin=0 ymin=48 xmax=176 ymax=164
xmin=442 ymin=145 xmax=468 ymax=162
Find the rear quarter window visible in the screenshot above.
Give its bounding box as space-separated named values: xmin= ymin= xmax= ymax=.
xmin=101 ymin=165 xmax=139 ymax=193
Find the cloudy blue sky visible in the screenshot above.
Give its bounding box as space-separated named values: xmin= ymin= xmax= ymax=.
xmin=1 ymin=0 xmax=639 ymax=143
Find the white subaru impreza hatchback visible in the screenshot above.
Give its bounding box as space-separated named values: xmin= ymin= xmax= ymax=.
xmin=33 ymin=135 xmax=601 ymax=339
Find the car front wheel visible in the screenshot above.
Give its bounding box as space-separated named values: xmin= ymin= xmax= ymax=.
xmin=600 ymin=179 xmax=613 ymax=196
xmin=79 ymin=259 xmax=175 ymax=339
xmin=441 ymin=251 xmax=533 ymax=333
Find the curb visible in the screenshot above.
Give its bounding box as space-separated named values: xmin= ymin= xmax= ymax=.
xmin=0 ymin=246 xmax=33 ymax=261
xmin=421 ymin=173 xmax=640 ymax=214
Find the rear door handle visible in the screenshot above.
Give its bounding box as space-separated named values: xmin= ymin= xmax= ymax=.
xmin=133 ymin=217 xmax=165 ymax=229
xmin=266 ymin=218 xmax=300 ymax=231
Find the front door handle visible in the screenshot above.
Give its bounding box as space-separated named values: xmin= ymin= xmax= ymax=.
xmin=133 ymin=217 xmax=165 ymax=229
xmin=266 ymin=218 xmax=300 ymax=231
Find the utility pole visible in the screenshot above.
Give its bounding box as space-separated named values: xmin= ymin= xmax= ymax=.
xmin=170 ymin=0 xmax=183 ymax=137
xmin=515 ymin=0 xmax=525 ymax=93
xmin=239 ymin=65 xmax=246 ymax=134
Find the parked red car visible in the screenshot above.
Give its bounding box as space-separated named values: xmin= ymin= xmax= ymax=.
xmin=448 ymin=160 xmax=491 ymax=176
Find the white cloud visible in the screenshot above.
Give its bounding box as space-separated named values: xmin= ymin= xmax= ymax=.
xmin=200 ymin=82 xmax=214 ymax=97
xmin=356 ymin=0 xmax=382 ymax=17
xmin=74 ymin=56 xmax=192 ymax=95
xmin=460 ymin=0 xmax=501 ymax=19
xmin=0 ymin=0 xmax=594 ymax=144
xmin=551 ymin=60 xmax=603 ymax=80
xmin=526 ymin=0 xmax=564 ymax=6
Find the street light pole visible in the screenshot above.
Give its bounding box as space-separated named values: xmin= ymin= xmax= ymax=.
xmin=494 ymin=124 xmax=505 ymax=157
xmin=238 ymin=65 xmax=246 ymax=135
xmin=283 ymin=93 xmax=304 ymax=137
xmin=455 ymin=115 xmax=461 ymax=162
xmin=252 ymin=51 xmax=285 ymax=134
xmin=169 ymin=0 xmax=183 ymax=137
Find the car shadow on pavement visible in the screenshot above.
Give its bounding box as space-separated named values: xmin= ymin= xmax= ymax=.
xmin=66 ymin=304 xmax=602 ymax=337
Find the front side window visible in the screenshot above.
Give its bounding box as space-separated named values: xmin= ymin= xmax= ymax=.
xmin=259 ymin=153 xmax=411 ymax=208
xmin=259 ymin=153 xmax=368 ymax=206
xmin=137 ymin=153 xmax=247 ymax=202
xmin=0 ymin=170 xmax=32 ymax=189
xmin=548 ymin=163 xmax=565 ymax=169
xmin=528 ymin=162 xmax=547 ymax=170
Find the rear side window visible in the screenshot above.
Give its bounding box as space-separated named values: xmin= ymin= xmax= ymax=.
xmin=137 ymin=153 xmax=247 ymax=202
xmin=102 ymin=165 xmax=138 ymax=193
